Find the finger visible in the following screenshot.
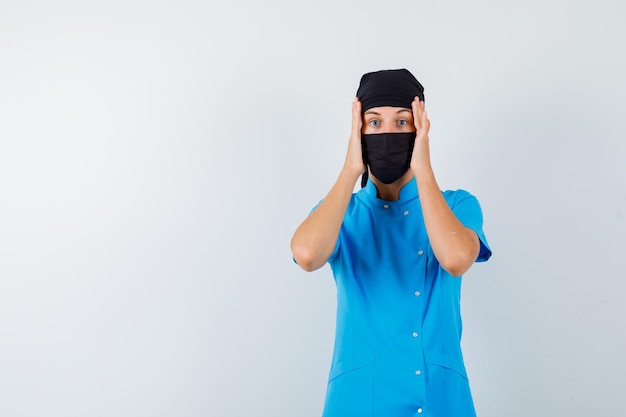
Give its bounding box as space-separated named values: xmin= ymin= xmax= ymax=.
xmin=351 ymin=98 xmax=362 ymax=133
xmin=418 ymin=97 xmax=426 ymax=118
xmin=412 ymin=96 xmax=422 ymax=130
xmin=420 ymin=109 xmax=430 ymax=136
xmin=353 ymin=97 xmax=361 ymax=111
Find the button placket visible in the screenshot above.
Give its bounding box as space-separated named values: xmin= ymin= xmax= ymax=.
xmin=411 ymin=234 xmax=427 ymax=410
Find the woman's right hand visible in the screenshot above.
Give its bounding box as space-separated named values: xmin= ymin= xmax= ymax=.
xmin=343 ymin=97 xmax=366 ymax=175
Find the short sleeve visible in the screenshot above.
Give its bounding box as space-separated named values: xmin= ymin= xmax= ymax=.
xmin=444 ymin=190 xmax=492 ymax=262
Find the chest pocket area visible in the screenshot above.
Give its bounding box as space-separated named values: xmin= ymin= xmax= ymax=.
xmin=323 ymin=352 xmax=374 ymax=417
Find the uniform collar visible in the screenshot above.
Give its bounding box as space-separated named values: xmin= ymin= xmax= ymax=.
xmin=363 ymin=176 xmax=418 ymax=201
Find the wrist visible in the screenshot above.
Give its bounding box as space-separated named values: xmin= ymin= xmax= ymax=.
xmin=339 ymin=165 xmax=365 ymax=184
xmin=411 ymin=163 xmax=435 ymax=181
xmin=410 ymin=136 xmax=431 ymax=168
xmin=341 ymin=165 xmax=365 ymax=181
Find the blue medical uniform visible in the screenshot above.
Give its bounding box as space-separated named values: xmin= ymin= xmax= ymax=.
xmin=317 ymin=178 xmax=491 ymax=417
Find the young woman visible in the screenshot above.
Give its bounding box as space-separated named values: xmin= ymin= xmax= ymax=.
xmin=291 ymin=69 xmax=492 ymax=417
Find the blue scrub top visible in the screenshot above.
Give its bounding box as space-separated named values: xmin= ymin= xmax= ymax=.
xmin=317 ymin=178 xmax=491 ymax=417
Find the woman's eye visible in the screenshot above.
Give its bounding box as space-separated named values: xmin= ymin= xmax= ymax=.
xmin=398 ymin=119 xmax=408 ymax=126
xmin=369 ymin=120 xmax=380 ymax=127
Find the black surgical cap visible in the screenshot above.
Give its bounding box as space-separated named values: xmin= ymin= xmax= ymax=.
xmin=356 ymin=68 xmax=425 ymax=112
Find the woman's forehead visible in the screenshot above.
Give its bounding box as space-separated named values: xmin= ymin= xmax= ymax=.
xmin=364 ymin=106 xmax=413 ymax=116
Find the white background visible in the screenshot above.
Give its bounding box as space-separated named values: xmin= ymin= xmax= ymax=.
xmin=1 ymin=1 xmax=625 ymax=416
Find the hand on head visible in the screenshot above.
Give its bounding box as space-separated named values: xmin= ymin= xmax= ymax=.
xmin=343 ymin=97 xmax=366 ymax=175
xmin=410 ymin=96 xmax=432 ymax=171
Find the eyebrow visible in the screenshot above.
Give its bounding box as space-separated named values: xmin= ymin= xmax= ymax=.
xmin=364 ymin=109 xmax=412 ymax=116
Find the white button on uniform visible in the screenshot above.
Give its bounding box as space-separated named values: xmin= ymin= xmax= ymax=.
xmin=414 ymin=291 xmax=421 ymax=297
xmin=417 ymin=408 xmax=423 ymax=414
xmin=383 ymin=204 xmax=389 ymax=209
xmin=403 ymin=210 xmax=409 ymax=215
xmin=415 ymin=370 xmax=422 ymax=376
xmin=417 ymin=250 xmax=424 ymax=255
xmin=412 ymin=332 xmax=419 ymax=338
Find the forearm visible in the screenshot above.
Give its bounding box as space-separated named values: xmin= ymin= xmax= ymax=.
xmin=413 ymin=165 xmax=479 ymax=277
xmin=290 ymin=167 xmax=361 ymax=272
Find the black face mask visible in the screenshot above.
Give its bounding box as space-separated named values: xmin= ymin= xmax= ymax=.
xmin=361 ymin=132 xmax=416 ymax=184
